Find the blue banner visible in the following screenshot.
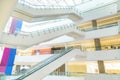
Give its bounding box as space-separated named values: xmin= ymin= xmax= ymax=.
xmin=5 ymin=48 xmax=16 ymax=75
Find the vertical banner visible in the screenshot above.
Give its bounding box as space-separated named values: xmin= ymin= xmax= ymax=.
xmin=0 ymin=48 xmax=10 ymax=73
xmin=5 ymin=48 xmax=16 ymax=75
xmin=9 ymin=18 xmax=17 ymax=34
xmin=15 ymin=20 xmax=23 ymax=33
xmin=9 ymin=18 xmax=23 ymax=34
xmin=0 ymin=48 xmax=17 ymax=75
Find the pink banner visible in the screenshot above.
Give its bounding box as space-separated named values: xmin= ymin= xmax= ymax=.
xmin=0 ymin=66 xmax=6 ymax=73
xmin=9 ymin=18 xmax=17 ymax=33
xmin=0 ymin=48 xmax=10 ymax=66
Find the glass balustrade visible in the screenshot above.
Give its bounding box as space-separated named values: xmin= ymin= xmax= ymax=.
xmin=81 ymin=45 xmax=120 ymax=52
xmin=14 ymin=48 xmax=73 ymax=80
xmin=81 ymin=22 xmax=118 ymax=32
xmin=5 ymin=22 xmax=117 ymax=38
xmin=3 ymin=72 xmax=120 ymax=80
xmin=50 ymin=72 xmax=120 ymax=78
xmin=13 ymin=23 xmax=78 ymax=37
xmin=50 ymin=72 xmax=85 ymax=77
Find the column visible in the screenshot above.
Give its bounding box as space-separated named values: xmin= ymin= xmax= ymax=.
xmin=92 ymin=20 xmax=97 ymax=28
xmin=0 ymin=0 xmax=18 ymax=36
xmin=97 ymin=61 xmax=105 ymax=73
xmin=94 ymin=38 xmax=101 ymax=50
xmin=94 ymin=38 xmax=105 ymax=73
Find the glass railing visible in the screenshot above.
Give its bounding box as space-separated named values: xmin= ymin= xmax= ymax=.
xmin=15 ymin=48 xmax=73 ymax=80
xmin=7 ymin=22 xmax=117 ymax=37
xmin=81 ymin=45 xmax=120 ymax=52
xmin=0 ymin=75 xmax=19 ymax=80
xmin=81 ymin=22 xmax=118 ymax=32
xmin=29 ymin=24 xmax=81 ymax=37
xmin=50 ymin=72 xmax=85 ymax=77
xmin=5 ymin=22 xmax=117 ymax=37
xmin=0 ymin=75 xmax=5 ymax=80
xmin=33 ymin=24 xmax=68 ymax=34
xmin=7 ymin=23 xmax=80 ymax=37
xmin=50 ymin=72 xmax=120 ymax=78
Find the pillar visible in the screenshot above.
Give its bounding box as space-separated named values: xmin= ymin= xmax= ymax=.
xmin=97 ymin=61 xmax=105 ymax=73
xmin=94 ymin=38 xmax=101 ymax=50
xmin=92 ymin=20 xmax=97 ymax=28
xmin=0 ymin=0 xmax=18 ymax=36
xmin=94 ymin=38 xmax=105 ymax=73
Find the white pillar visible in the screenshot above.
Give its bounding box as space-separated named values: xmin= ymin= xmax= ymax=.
xmin=0 ymin=0 xmax=18 ymax=36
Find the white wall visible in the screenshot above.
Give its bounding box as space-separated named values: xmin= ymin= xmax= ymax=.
xmin=87 ymin=49 xmax=120 ymax=61
xmin=42 ymin=76 xmax=84 ymax=80
xmin=85 ymin=73 xmax=120 ymax=80
xmin=85 ymin=26 xmax=119 ymax=39
xmin=81 ymin=3 xmax=117 ymax=22
xmin=14 ymin=54 xmax=53 ymax=63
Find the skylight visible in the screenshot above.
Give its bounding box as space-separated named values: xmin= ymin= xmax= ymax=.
xmin=19 ymin=0 xmax=89 ymax=7
xmin=75 ymin=0 xmax=117 ymax=12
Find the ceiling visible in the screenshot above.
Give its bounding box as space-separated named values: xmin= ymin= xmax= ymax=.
xmin=19 ymin=0 xmax=89 ymax=7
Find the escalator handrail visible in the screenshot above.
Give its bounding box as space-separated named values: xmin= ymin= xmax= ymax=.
xmin=15 ymin=48 xmax=73 ymax=80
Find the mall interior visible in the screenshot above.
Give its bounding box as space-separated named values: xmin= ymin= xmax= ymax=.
xmin=0 ymin=0 xmax=120 ymax=80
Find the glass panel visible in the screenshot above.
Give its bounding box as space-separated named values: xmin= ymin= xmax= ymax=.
xmin=50 ymin=72 xmax=85 ymax=77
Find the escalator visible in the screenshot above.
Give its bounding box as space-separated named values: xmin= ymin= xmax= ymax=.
xmin=13 ymin=48 xmax=81 ymax=80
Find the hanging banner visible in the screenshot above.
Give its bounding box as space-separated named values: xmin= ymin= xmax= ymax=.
xmin=0 ymin=48 xmax=16 ymax=75
xmin=5 ymin=48 xmax=16 ymax=75
xmin=9 ymin=18 xmax=23 ymax=34
xmin=9 ymin=18 xmax=17 ymax=34
xmin=0 ymin=48 xmax=10 ymax=73
xmin=15 ymin=20 xmax=23 ymax=33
